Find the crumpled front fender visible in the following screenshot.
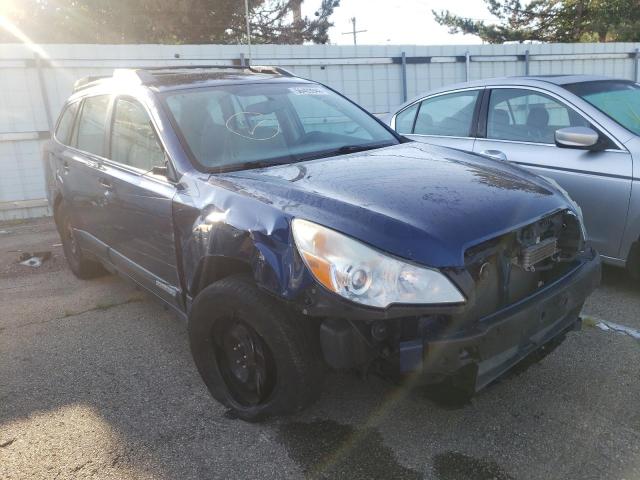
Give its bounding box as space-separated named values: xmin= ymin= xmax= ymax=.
xmin=174 ymin=178 xmax=313 ymax=303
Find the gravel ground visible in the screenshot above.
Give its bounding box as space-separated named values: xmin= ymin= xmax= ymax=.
xmin=0 ymin=218 xmax=639 ymax=480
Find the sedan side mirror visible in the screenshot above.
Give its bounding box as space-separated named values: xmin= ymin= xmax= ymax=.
xmin=555 ymin=127 xmax=601 ymax=150
xmin=151 ymin=165 xmax=169 ymax=177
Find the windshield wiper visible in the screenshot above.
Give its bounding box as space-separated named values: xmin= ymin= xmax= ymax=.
xmin=212 ymin=157 xmax=296 ymax=173
xmin=298 ymin=142 xmax=395 ymax=161
xmin=214 ymin=142 xmax=396 ymax=172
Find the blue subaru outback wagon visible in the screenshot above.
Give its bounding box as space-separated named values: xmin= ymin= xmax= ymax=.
xmin=44 ymin=66 xmax=601 ymax=420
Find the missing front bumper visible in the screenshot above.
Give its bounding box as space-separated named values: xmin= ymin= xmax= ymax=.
xmin=401 ymin=252 xmax=601 ymax=390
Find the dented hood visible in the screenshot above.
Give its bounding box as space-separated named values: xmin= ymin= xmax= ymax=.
xmin=217 ymin=142 xmax=570 ymax=268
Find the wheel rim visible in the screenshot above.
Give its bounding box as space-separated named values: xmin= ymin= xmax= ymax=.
xmin=214 ymin=319 xmax=276 ymax=407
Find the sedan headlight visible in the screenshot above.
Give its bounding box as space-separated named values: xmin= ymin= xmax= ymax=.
xmin=541 ymin=176 xmax=588 ymax=239
xmin=291 ymin=219 xmax=465 ymax=308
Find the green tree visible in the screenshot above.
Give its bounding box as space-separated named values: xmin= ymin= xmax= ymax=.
xmin=433 ymin=0 xmax=640 ymax=44
xmin=0 ymin=0 xmax=339 ymax=44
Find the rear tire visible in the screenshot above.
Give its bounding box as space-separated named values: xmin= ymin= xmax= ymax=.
xmin=188 ymin=274 xmax=323 ymax=421
xmin=56 ymin=201 xmax=106 ymax=279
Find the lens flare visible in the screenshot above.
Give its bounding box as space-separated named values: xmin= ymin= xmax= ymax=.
xmin=0 ymin=15 xmax=51 ymax=61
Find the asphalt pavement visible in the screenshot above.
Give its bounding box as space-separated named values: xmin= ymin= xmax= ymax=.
xmin=0 ymin=218 xmax=639 ymax=480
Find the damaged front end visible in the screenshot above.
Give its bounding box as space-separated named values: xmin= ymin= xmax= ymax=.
xmin=309 ymin=209 xmax=601 ymax=392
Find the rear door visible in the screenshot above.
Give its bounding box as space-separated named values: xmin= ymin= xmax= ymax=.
xmin=473 ymin=87 xmax=632 ymax=259
xmin=47 ymin=100 xmax=79 ymax=208
xmin=100 ymin=95 xmax=182 ymax=308
xmin=61 ymin=94 xmax=112 ymax=259
xmin=391 ymin=88 xmax=483 ymax=151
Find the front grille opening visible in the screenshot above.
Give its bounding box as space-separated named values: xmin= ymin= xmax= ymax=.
xmin=465 ymin=210 xmax=582 ymax=317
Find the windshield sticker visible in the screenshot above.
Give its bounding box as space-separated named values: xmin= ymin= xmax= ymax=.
xmin=225 ymin=112 xmax=281 ymax=141
xmin=289 ymin=87 xmax=329 ymax=96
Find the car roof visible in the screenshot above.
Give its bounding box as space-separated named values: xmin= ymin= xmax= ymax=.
xmin=485 ymin=75 xmax=621 ymax=86
xmin=431 ymin=74 xmax=625 ymax=91
xmin=71 ymin=66 xmax=314 ymax=96
xmin=147 ymin=69 xmax=313 ymax=91
xmin=393 ymin=74 xmax=631 ymax=113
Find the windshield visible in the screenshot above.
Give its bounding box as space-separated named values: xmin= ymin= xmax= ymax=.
xmin=564 ymin=80 xmax=640 ymax=136
xmin=162 ymin=82 xmax=398 ymax=171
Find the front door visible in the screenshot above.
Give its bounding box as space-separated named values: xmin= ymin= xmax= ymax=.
xmin=100 ymin=96 xmax=182 ymax=308
xmin=474 ymin=87 xmax=632 ymax=259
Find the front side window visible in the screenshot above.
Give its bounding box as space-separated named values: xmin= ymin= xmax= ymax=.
xmin=110 ymin=98 xmax=164 ymax=170
xmin=163 ymin=83 xmax=398 ymax=171
xmin=55 ymin=102 xmax=79 ymax=145
xmin=487 ymin=89 xmax=589 ymax=144
xmin=564 ymin=80 xmax=640 ymax=137
xmin=75 ymin=95 xmax=110 ymax=156
xmin=412 ymin=90 xmax=479 ymax=137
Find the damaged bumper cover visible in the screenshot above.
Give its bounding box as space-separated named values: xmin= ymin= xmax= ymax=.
xmin=309 ymin=248 xmax=601 ymax=391
xmin=419 ymin=250 xmax=601 ymax=390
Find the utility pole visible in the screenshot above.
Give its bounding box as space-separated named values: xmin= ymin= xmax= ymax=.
xmin=244 ymin=0 xmax=252 ymax=62
xmin=291 ymin=0 xmax=302 ymax=23
xmin=342 ymin=17 xmax=367 ymax=45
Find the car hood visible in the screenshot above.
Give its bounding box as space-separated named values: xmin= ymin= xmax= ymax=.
xmin=214 ymin=142 xmax=570 ymax=268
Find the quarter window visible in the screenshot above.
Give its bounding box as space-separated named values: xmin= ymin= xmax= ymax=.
xmin=55 ymin=102 xmax=79 ymax=145
xmin=110 ymin=98 xmax=164 ymax=170
xmin=394 ymin=102 xmax=419 ymax=134
xmin=413 ymin=91 xmax=479 ymax=137
xmin=487 ymin=89 xmax=589 ymax=144
xmin=75 ymin=95 xmax=110 ymax=156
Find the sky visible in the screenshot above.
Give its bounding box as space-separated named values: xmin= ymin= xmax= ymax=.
xmin=301 ymin=0 xmax=498 ymax=45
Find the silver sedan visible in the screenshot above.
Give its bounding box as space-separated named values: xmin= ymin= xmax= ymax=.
xmin=386 ymin=75 xmax=640 ymax=278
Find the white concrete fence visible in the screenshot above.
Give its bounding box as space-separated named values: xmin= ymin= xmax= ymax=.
xmin=2 ymin=42 xmax=640 ymax=220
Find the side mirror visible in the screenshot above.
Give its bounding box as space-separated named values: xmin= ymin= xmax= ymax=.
xmin=150 ymin=153 xmax=181 ymax=185
xmin=555 ymin=127 xmax=601 ymax=150
xmin=151 ymin=165 xmax=169 ymax=177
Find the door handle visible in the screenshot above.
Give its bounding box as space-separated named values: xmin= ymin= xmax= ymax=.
xmin=62 ymin=161 xmax=70 ymax=173
xmin=480 ymin=149 xmax=508 ymax=161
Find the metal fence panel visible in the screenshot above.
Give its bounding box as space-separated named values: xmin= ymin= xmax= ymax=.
xmin=1 ymin=42 xmax=640 ymax=219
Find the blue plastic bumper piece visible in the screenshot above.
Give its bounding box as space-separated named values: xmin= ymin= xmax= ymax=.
xmin=399 ymin=339 xmax=424 ymax=373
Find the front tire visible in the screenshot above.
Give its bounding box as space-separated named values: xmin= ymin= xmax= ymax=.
xmin=188 ymin=275 xmax=323 ymax=421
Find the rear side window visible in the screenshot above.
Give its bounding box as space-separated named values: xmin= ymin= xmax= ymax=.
xmin=55 ymin=102 xmax=79 ymax=145
xmin=413 ymin=91 xmax=479 ymax=137
xmin=110 ymin=98 xmax=164 ymax=170
xmin=75 ymin=95 xmax=110 ymax=156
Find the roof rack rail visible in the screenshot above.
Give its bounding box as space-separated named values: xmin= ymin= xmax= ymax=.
xmin=249 ymin=65 xmax=294 ymax=76
xmin=140 ymin=64 xmax=246 ymax=71
xmin=73 ymin=75 xmax=110 ymax=92
xmin=134 ymin=64 xmax=293 ymax=76
xmin=72 ymin=64 xmax=294 ymax=92
xmin=72 ymin=69 xmax=153 ymax=92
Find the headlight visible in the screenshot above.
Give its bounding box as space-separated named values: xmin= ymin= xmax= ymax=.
xmin=291 ymin=219 xmax=465 ymax=308
xmin=541 ymin=176 xmax=587 ymax=239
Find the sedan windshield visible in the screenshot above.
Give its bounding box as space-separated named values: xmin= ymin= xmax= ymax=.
xmin=162 ymin=83 xmax=398 ymax=171
xmin=564 ymin=80 xmax=640 ymax=136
